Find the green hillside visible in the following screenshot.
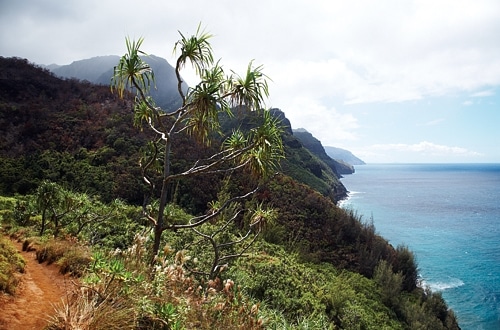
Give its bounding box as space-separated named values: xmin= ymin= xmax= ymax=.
xmin=0 ymin=56 xmax=459 ymax=329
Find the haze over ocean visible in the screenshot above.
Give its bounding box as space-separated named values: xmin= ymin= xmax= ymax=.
xmin=340 ymin=163 xmax=500 ymax=330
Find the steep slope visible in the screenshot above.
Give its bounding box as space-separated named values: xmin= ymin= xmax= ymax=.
xmin=0 ymin=57 xmax=347 ymax=206
xmin=46 ymin=54 xmax=350 ymax=201
xmin=0 ymin=57 xmax=148 ymax=202
xmin=293 ymin=128 xmax=355 ymax=175
xmin=220 ymin=109 xmax=348 ymax=203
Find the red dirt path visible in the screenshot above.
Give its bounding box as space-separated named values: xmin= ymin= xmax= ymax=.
xmin=0 ymin=240 xmax=73 ymax=330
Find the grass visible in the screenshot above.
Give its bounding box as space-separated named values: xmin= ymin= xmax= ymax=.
xmin=30 ymin=237 xmax=92 ymax=276
xmin=47 ymin=287 xmax=137 ymax=330
xmin=0 ymin=235 xmax=26 ymax=294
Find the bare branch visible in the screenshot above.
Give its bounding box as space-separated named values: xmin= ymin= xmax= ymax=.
xmin=165 ymin=185 xmax=259 ymax=230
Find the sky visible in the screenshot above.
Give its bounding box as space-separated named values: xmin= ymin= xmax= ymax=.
xmin=1 ymin=0 xmax=499 ymax=163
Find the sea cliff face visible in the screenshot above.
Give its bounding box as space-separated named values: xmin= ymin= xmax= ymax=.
xmin=292 ymin=128 xmax=356 ymax=175
xmin=219 ymin=109 xmax=349 ymax=203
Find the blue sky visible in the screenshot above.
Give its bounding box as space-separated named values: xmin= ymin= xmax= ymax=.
xmin=342 ymin=91 xmax=500 ymax=162
xmin=1 ymin=0 xmax=499 ymax=163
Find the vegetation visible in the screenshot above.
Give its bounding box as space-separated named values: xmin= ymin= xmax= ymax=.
xmin=0 ymin=56 xmax=147 ymax=204
xmin=0 ymin=197 xmax=26 ymax=294
xmin=1 ymin=183 xmax=460 ymax=329
xmin=0 ymin=28 xmax=460 ymax=328
xmin=0 ymin=235 xmax=25 ymax=294
xmin=111 ymin=28 xmax=284 ymax=267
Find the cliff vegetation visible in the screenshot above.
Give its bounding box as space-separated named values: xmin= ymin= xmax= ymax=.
xmin=0 ymin=56 xmax=459 ymax=329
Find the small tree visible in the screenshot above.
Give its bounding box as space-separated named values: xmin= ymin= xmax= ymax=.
xmin=35 ymin=182 xmax=89 ymax=237
xmin=394 ymin=245 xmax=419 ymax=292
xmin=112 ymin=25 xmax=284 ymax=270
xmin=35 ymin=180 xmax=62 ymax=236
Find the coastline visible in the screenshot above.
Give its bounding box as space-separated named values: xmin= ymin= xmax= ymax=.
xmin=339 ymin=163 xmax=500 ymax=329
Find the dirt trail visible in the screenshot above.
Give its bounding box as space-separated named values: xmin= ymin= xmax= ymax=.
xmin=0 ymin=240 xmax=73 ymax=330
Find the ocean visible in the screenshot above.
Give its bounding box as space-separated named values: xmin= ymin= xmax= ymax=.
xmin=339 ymin=164 xmax=500 ymax=330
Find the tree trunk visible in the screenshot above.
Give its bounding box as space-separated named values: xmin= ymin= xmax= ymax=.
xmin=151 ymin=138 xmax=172 ymax=264
xmin=40 ymin=208 xmax=46 ymax=236
xmin=53 ymin=214 xmax=59 ymax=238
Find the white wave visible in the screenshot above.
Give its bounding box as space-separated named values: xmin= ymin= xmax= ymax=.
xmin=338 ymin=191 xmax=365 ymax=208
xmin=421 ymin=277 xmax=465 ymax=292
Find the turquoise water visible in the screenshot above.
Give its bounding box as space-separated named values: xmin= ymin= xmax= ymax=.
xmin=339 ymin=164 xmax=500 ymax=330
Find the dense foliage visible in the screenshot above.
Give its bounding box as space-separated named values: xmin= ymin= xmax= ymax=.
xmin=1 ymin=194 xmax=459 ymax=329
xmin=0 ymin=56 xmax=148 ymax=203
xmin=0 ymin=228 xmax=25 ymax=294
xmin=0 ymin=56 xmax=349 ymax=211
xmin=220 ymin=109 xmax=348 ymax=203
xmin=0 ymin=53 xmax=460 ymax=329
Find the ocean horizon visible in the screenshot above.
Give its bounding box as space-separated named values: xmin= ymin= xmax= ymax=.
xmin=339 ymin=163 xmax=500 ymax=330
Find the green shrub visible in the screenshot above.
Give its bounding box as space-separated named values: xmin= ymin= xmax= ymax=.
xmin=0 ymin=196 xmax=17 ymax=212
xmin=374 ymin=259 xmax=403 ymax=308
xmin=0 ymin=236 xmax=26 ymax=294
xmin=394 ymin=245 xmax=419 ymax=292
xmin=228 ymin=242 xmax=402 ymax=329
xmin=0 ymin=196 xmax=19 ymax=230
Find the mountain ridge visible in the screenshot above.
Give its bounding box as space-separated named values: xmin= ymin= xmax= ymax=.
xmin=0 ymin=56 xmax=348 ymax=203
xmin=47 ymin=55 xmax=363 ymax=176
xmin=324 ymin=145 xmax=366 ymax=166
xmin=293 ymin=128 xmax=356 ymax=175
xmin=49 ymin=54 xmax=185 ymax=111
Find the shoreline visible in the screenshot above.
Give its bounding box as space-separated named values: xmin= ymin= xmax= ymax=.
xmin=338 ymin=163 xmax=500 ymax=329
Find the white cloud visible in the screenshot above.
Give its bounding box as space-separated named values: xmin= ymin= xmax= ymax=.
xmin=278 ymin=96 xmax=359 ymax=145
xmin=262 ymin=1 xmax=500 ymax=105
xmin=422 ymin=118 xmax=445 ymax=126
xmin=1 ymin=0 xmax=499 ymax=162
xmin=2 ymin=0 xmax=499 ymax=105
xmin=371 ymin=141 xmax=481 ymax=156
xmin=354 ymin=141 xmax=484 ymax=163
xmin=471 ymin=89 xmax=495 ymax=97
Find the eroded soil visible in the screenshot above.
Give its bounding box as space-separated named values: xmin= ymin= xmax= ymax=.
xmin=0 ymin=240 xmax=73 ymax=330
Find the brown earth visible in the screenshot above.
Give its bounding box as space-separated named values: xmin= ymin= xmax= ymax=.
xmin=0 ymin=240 xmax=74 ymax=330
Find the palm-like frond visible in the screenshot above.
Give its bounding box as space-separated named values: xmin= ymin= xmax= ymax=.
xmin=245 ymin=110 xmax=284 ymax=177
xmin=229 ymin=61 xmax=270 ymax=110
xmin=133 ymin=97 xmax=156 ymax=129
xmin=249 ymin=203 xmax=278 ymax=232
xmin=223 ymin=129 xmax=247 ymax=152
xmin=184 ymin=61 xmax=229 ymax=145
xmin=174 ymin=23 xmax=214 ymax=75
xmin=250 ymin=110 xmax=283 ymax=151
xmin=111 ymin=37 xmax=154 ymax=98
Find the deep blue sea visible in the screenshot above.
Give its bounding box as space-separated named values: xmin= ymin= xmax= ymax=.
xmin=339 ymin=164 xmax=500 ymax=330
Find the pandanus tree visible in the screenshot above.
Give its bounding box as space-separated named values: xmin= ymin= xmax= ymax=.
xmin=112 ymin=26 xmax=284 ymax=275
